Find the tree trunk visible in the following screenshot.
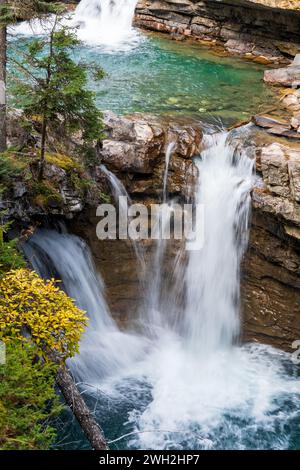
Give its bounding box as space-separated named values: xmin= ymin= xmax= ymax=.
xmin=0 ymin=0 xmax=7 ymax=152
xmin=38 ymin=114 xmax=47 ymax=180
xmin=56 ymin=365 xmax=108 ymax=450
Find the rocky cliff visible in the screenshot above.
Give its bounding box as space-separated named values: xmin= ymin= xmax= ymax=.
xmin=135 ymin=0 xmax=300 ymax=63
xmin=5 ymin=107 xmax=300 ymax=352
xmin=70 ymin=112 xmax=202 ymax=323
xmin=72 ymin=110 xmax=300 ymax=352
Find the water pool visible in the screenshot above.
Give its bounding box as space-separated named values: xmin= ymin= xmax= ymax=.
xmin=78 ymin=33 xmax=274 ymax=124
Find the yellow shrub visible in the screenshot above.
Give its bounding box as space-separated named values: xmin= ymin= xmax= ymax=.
xmin=45 ymin=153 xmax=83 ymax=172
xmin=0 ymin=269 xmax=88 ymax=361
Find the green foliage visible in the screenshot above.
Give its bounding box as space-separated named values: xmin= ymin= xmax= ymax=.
xmin=0 ymin=268 xmax=88 ymax=360
xmin=29 ymin=179 xmax=64 ymax=208
xmin=0 ymin=1 xmax=63 ymax=25
xmin=0 ymin=238 xmax=25 ymax=276
xmin=0 ymin=152 xmax=25 ymax=182
xmin=45 ymin=152 xmax=84 ymax=172
xmin=0 ymin=340 xmax=61 ymax=450
xmin=11 ymin=16 xmax=104 ymax=161
xmin=0 ymin=218 xmax=25 ymax=277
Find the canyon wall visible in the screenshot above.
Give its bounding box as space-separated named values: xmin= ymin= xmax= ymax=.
xmin=242 ymin=132 xmax=300 ymax=351
xmin=6 ymin=108 xmax=300 ymax=351
xmin=135 ymin=0 xmax=300 ymax=63
xmin=71 ymin=113 xmax=300 ymax=352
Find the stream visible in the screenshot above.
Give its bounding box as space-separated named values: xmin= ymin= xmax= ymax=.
xmin=15 ymin=0 xmax=300 ymax=450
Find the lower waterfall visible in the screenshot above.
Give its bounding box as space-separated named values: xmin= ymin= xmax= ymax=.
xmin=24 ymin=133 xmax=300 ymax=450
xmin=22 ymin=229 xmax=146 ymax=385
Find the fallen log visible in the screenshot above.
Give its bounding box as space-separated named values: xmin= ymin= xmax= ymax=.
xmin=56 ymin=365 xmax=108 ymax=450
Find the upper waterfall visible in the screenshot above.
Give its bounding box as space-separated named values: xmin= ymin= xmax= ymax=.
xmin=10 ymin=0 xmax=141 ymax=50
xmin=74 ymin=0 xmax=140 ymax=47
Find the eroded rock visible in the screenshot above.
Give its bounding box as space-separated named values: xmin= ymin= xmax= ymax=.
xmin=98 ymin=111 xmax=203 ymax=200
xmin=264 ymin=65 xmax=300 ymax=87
xmin=240 ymin=130 xmax=300 ymax=350
xmin=135 ymin=0 xmax=300 ymax=63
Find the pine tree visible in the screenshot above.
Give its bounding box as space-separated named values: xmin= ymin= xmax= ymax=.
xmin=12 ymin=14 xmax=104 ymax=179
xmin=0 ymin=1 xmax=61 ymax=152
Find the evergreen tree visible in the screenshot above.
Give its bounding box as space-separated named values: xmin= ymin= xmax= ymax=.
xmin=0 ymin=1 xmax=61 ymax=152
xmin=12 ymin=14 xmax=104 ymax=179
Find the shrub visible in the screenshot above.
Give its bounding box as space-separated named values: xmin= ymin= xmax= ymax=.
xmin=0 ymin=340 xmax=61 ymax=450
xmin=0 ymin=220 xmax=26 ymax=277
xmin=0 ymin=268 xmax=88 ymax=360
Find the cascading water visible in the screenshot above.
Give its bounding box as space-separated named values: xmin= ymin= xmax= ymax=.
xmin=10 ymin=0 xmax=140 ymax=50
xmin=73 ymin=0 xmax=140 ymax=48
xmin=100 ymin=164 xmax=145 ymax=268
xmin=184 ymin=133 xmax=254 ymax=354
xmin=23 ymin=229 xmax=146 ymax=385
xmin=162 ymin=142 xmax=176 ymax=203
xmin=24 ymin=134 xmax=300 ymax=450
xmin=123 ymin=132 xmax=300 ymax=450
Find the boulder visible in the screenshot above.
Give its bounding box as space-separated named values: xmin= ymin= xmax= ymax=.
xmin=98 ymin=112 xmax=203 ymax=200
xmin=264 ymin=66 xmax=300 ymax=87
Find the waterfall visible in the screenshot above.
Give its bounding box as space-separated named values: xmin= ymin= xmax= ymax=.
xmin=162 ymin=142 xmax=176 ymax=203
xmin=23 ymin=229 xmax=146 ymax=384
xmin=125 ymin=132 xmax=300 ymax=450
xmin=100 ymin=164 xmax=132 ymax=214
xmin=100 ymin=164 xmax=145 ymax=268
xmin=10 ymin=0 xmax=140 ymax=49
xmin=74 ymin=0 xmax=140 ymax=47
xmin=184 ymin=132 xmax=254 ymax=354
xmin=22 ymin=134 xmax=300 ymax=449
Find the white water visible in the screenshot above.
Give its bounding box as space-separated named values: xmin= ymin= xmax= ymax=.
xmin=184 ymin=133 xmax=254 ymax=354
xmin=23 ymin=229 xmax=146 ymax=385
xmin=123 ymin=133 xmax=300 ymax=449
xmin=163 ymin=142 xmax=176 ymax=203
xmin=74 ymin=0 xmax=140 ymax=48
xmin=24 ymin=134 xmax=300 ymax=449
xmin=100 ymin=164 xmax=145 ymax=268
xmin=10 ymin=0 xmax=141 ymax=50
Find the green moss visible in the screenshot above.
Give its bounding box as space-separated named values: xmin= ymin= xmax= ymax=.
xmin=29 ymin=180 xmax=64 ymax=209
xmin=45 ymin=153 xmax=84 ymax=173
xmin=0 ymin=152 xmax=26 ymax=182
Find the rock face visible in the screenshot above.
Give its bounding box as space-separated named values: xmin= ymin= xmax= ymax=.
xmin=98 ymin=111 xmax=202 ymax=200
xmin=72 ymin=113 xmax=300 ymax=352
xmin=8 ymin=106 xmax=300 ymax=352
xmin=264 ymin=65 xmax=300 ymax=87
xmin=241 ymin=132 xmax=300 ymax=351
xmin=135 ymin=0 xmax=300 ymax=63
xmin=71 ymin=112 xmax=202 ymax=323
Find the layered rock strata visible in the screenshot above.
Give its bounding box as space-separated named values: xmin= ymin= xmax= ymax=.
xmin=135 ymin=0 xmax=300 ymax=63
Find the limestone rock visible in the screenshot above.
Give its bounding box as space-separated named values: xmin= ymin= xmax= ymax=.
xmin=135 ymin=0 xmax=300 ymax=63
xmin=291 ymin=111 xmax=300 ymax=130
xmin=264 ymin=66 xmax=300 ymax=87
xmin=98 ymin=112 xmax=203 ymax=200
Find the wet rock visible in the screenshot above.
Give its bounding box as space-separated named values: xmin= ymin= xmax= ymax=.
xmin=98 ymin=112 xmax=203 ymax=200
xmin=291 ymin=111 xmax=300 ymax=131
xmin=135 ymin=0 xmax=300 ymax=63
xmin=292 ymin=53 xmax=300 ymax=66
xmin=7 ymin=109 xmax=33 ymax=148
xmin=281 ymin=91 xmax=300 ymax=111
xmin=264 ymin=66 xmax=300 ymax=87
xmin=240 ymin=130 xmax=300 ymax=350
xmin=13 ymin=182 xmax=27 ymax=199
